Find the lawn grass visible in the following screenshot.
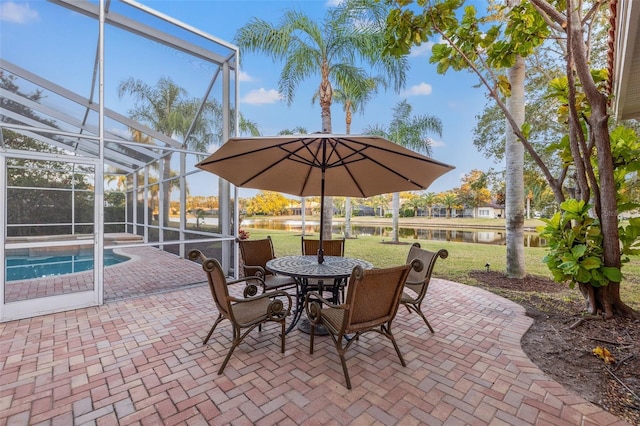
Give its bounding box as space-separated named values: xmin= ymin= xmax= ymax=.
xmin=245 ymin=227 xmax=640 ymax=311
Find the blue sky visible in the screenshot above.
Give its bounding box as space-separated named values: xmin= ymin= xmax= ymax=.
xmin=1 ymin=0 xmax=498 ymax=195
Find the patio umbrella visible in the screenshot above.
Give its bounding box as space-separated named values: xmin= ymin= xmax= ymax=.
xmin=196 ymin=133 xmax=455 ymax=263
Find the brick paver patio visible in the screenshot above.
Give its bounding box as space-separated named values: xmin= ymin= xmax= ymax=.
xmin=0 ymin=271 xmax=631 ymax=425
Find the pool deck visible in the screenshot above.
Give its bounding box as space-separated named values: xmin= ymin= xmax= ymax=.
xmin=0 ymin=250 xmax=631 ymax=425
xmin=5 ymin=246 xmax=205 ymax=303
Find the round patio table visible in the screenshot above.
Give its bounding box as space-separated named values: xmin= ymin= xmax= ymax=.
xmin=266 ymin=255 xmax=373 ymax=334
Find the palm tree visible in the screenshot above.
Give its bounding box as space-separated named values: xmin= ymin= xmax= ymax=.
xmin=239 ymin=116 xmax=261 ymax=136
xmin=234 ymin=4 xmax=407 ymax=241
xmin=364 ymin=100 xmax=442 ymax=242
xmin=421 ymin=192 xmax=438 ymax=218
xmin=505 ymin=31 xmax=526 ymax=278
xmin=331 ymin=75 xmax=384 ymax=238
xmin=118 ymin=77 xmax=215 ymax=228
xmin=402 ymin=195 xmax=424 ymax=217
xmin=327 ymin=74 xmax=384 ymax=134
xmin=439 ymin=192 xmax=459 ymax=218
xmin=367 ymin=195 xmax=389 ymax=217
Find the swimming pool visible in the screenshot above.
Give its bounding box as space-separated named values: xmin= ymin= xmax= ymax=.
xmin=5 ymin=250 xmax=130 ymax=281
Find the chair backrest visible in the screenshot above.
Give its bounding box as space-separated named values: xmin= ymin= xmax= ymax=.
xmin=188 ymin=250 xmax=231 ymax=318
xmin=238 ymin=236 xmax=276 ymax=274
xmin=301 ymin=237 xmax=345 ymax=257
xmin=342 ymin=263 xmax=412 ymax=333
xmin=405 ymin=243 xmax=448 ymax=298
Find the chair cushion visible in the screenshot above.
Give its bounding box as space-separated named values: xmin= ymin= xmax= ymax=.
xmin=231 ymin=297 xmax=273 ymax=325
xmin=401 ymin=290 xmax=418 ymax=303
xmin=264 ymin=274 xmax=297 ymax=290
xmin=320 ymin=307 xmax=345 ymax=332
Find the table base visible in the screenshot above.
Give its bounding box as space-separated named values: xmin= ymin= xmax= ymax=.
xmin=297 ymin=318 xmax=329 ymax=335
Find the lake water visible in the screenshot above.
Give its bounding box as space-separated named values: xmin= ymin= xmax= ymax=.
xmin=241 ymin=218 xmax=547 ymax=247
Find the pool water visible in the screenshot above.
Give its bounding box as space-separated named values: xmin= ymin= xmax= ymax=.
xmin=5 ymin=251 xmax=130 ymax=281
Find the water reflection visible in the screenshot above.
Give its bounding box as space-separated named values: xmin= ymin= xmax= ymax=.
xmin=241 ymin=218 xmax=546 ymax=247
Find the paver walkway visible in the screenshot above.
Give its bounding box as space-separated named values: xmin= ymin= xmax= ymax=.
xmin=0 ymin=277 xmax=631 ymax=425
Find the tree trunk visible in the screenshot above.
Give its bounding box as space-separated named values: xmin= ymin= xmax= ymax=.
xmin=505 ymin=55 xmax=526 ymax=279
xmin=565 ymin=1 xmax=635 ymax=319
xmin=344 ymin=197 xmax=352 ymax=238
xmin=344 ymin=111 xmax=352 ymax=238
xmin=345 ymin=101 xmax=352 ymax=134
xmin=319 ymin=64 xmax=333 ymax=242
xmin=301 ymin=198 xmax=306 ymax=236
xmin=391 ymin=192 xmax=400 ymax=243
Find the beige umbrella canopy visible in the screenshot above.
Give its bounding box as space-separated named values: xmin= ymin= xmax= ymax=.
xmin=196 ymin=133 xmax=455 ymax=263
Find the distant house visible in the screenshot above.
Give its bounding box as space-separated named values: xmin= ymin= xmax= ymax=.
xmin=477 ymin=203 xmax=505 ymax=219
xmin=353 ymin=204 xmax=375 ymax=216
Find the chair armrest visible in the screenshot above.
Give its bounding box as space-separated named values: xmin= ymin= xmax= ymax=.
xmin=305 ymin=291 xmax=345 ymax=324
xmin=229 ymin=290 xmax=292 ymax=319
xmin=242 ymin=264 xmax=267 ymax=278
xmin=225 ymin=275 xmax=267 ymax=297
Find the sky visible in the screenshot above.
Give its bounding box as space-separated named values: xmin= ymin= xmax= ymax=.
xmin=0 ymin=0 xmax=499 ymax=197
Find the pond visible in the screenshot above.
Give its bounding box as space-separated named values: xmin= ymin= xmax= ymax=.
xmin=241 ymin=218 xmax=547 ymax=247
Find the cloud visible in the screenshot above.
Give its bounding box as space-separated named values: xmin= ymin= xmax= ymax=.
xmin=240 ymin=88 xmax=283 ymax=105
xmin=325 ymin=0 xmax=344 ymax=6
xmin=409 ymin=35 xmax=448 ymax=57
xmin=401 ymin=82 xmax=433 ymax=96
xmin=427 ymin=138 xmax=445 ymax=148
xmin=410 ymin=42 xmax=434 ymax=57
xmin=0 ymin=1 xmax=39 ymax=23
xmin=237 ymin=70 xmax=253 ymax=82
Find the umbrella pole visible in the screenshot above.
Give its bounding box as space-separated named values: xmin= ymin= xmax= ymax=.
xmin=318 ymin=194 xmax=324 ymax=264
xmin=318 ymin=141 xmax=326 ymax=264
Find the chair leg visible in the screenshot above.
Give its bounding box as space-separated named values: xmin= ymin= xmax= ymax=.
xmin=309 ymin=323 xmax=315 ymax=354
xmin=203 ymin=314 xmax=224 ymax=345
xmin=404 ymin=303 xmax=435 ymax=333
xmin=218 ymin=327 xmax=241 ymax=375
xmin=383 ymin=324 xmax=406 ymax=367
xmin=280 ymin=320 xmax=286 ymax=353
xmin=336 ymin=338 xmax=352 ymax=390
xmin=414 ymin=305 xmax=434 ymax=333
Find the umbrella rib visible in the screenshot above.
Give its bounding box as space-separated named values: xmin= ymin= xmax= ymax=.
xmin=239 ymin=141 xmax=318 ymax=188
xmin=294 ymin=139 xmax=322 ymax=194
xmin=197 ymin=143 xmax=276 ymax=166
xmin=323 ymin=141 xmax=367 ymax=197
xmin=202 ymin=140 xmax=319 ymax=189
xmin=330 ymin=143 xmax=430 ymax=190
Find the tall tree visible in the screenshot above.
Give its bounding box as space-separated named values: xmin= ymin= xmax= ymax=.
xmin=239 ymin=116 xmax=261 ymax=137
xmin=421 ymin=192 xmax=438 ymax=218
xmin=331 ymin=75 xmax=383 ymax=238
xmin=235 ymin=2 xmax=407 ymax=241
xmin=364 ymin=100 xmax=442 ymax=243
xmin=402 ymin=194 xmax=424 ymax=217
xmin=383 ymin=0 xmax=639 ymax=318
xmin=505 ymin=51 xmax=526 ymax=278
xmin=438 ymin=192 xmax=459 ymax=219
xmin=118 ymin=77 xmax=215 ymax=228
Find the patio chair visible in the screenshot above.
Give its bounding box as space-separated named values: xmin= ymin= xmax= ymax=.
xmin=238 ymin=236 xmax=298 ymax=294
xmin=301 ymin=237 xmax=345 ymax=257
xmin=400 ymin=243 xmax=448 ymax=333
xmin=188 ymin=249 xmax=292 ymax=374
xmin=305 ymin=261 xmax=420 ymax=389
xmin=301 ymin=236 xmax=346 ymax=303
